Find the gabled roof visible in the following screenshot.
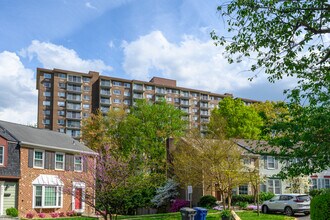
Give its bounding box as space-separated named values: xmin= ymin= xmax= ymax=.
xmin=0 ymin=120 xmax=95 ymax=155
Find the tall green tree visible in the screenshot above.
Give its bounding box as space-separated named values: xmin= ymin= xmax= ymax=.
xmin=212 ymin=0 xmax=330 ymax=176
xmin=118 ymin=99 xmax=187 ymax=174
xmin=210 ymin=97 xmax=263 ymax=139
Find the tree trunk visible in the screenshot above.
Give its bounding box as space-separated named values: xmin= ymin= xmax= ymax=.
xmin=221 ymin=191 xmax=226 ymax=209
xmin=228 ymin=192 xmax=232 ymax=209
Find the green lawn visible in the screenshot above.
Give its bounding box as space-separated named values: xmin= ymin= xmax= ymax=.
xmin=236 ymin=211 xmax=296 ymax=220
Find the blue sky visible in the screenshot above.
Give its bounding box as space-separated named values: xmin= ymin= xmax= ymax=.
xmin=0 ymin=0 xmax=295 ymax=124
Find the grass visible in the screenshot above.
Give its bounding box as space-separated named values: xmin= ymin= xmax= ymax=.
xmin=236 ymin=211 xmax=296 ymax=220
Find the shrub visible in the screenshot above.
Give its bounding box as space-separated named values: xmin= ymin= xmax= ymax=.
xmin=231 ymin=195 xmax=254 ymax=204
xmin=37 ymin=213 xmax=46 ymax=218
xmin=221 ymin=209 xmax=231 ymax=217
xmin=237 ymin=201 xmax=248 ymax=209
xmin=309 ymin=189 xmax=324 ymax=197
xmin=310 ymin=190 xmax=330 ymax=220
xmin=259 ymin=192 xmax=275 ymax=202
xmin=50 ymin=212 xmax=59 ymax=218
xmin=198 ymin=195 xmax=217 ymax=208
xmin=26 ymin=212 xmax=34 ymax=219
xmin=170 ymin=199 xmax=190 ymax=212
xmin=58 ymin=212 xmax=65 ymax=217
xmin=66 ymin=210 xmax=76 ymax=216
xmin=6 ymin=207 xmax=18 ymax=217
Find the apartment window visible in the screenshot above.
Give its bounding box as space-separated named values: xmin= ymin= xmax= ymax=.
xmin=268 ymin=179 xmax=281 ymax=194
xmin=43 ymin=91 xmax=51 ymax=97
xmin=58 ymin=92 xmax=65 ymax=98
xmin=43 ymin=119 xmax=50 ymax=125
xmin=83 ymin=113 xmax=89 ymax=118
xmin=113 ymin=107 xmax=120 ymax=111
xmin=58 ymin=128 xmax=65 ymax=133
xmin=172 ymin=90 xmax=179 ymax=94
xmin=239 ymin=185 xmax=248 ymax=195
xmin=34 ymin=185 xmax=62 ymax=208
xmin=174 ymin=98 xmax=180 ymax=103
xmin=43 ymin=82 xmax=51 ymax=88
xmin=166 ymin=97 xmax=172 ymax=102
xmin=124 ymin=91 xmax=131 ymax=96
xmin=113 ymin=90 xmax=121 ymax=95
xmin=58 ymin=101 xmax=65 ymax=107
xmin=58 ymin=83 xmax=66 ymax=89
xmin=210 ymin=104 xmax=215 ymax=108
xmin=210 ymin=96 xmax=215 ymax=100
xmin=113 ymin=81 xmax=122 ymax=86
xmin=100 ymin=79 xmax=110 ymax=87
xmin=66 ymin=129 xmax=80 ymax=138
xmin=58 ymin=110 xmax=65 ymax=116
xmin=191 ymin=93 xmax=198 ymax=97
xmin=0 ymin=146 xmax=4 ymax=165
xmin=68 ymin=75 xmax=81 ymax=83
xmin=83 ymin=104 xmax=90 ymax=109
xmin=146 ymin=94 xmax=153 ymax=99
xmin=124 ymin=83 xmax=131 ymax=88
xmin=44 ymin=110 xmax=50 ymax=115
xmin=74 ymin=156 xmax=83 ymax=172
xmin=83 ymin=95 xmax=90 ymax=100
xmin=124 ymin=100 xmax=130 ymax=105
xmin=113 ymin=99 xmax=121 ymax=104
xmin=146 ymin=85 xmax=153 ymax=90
xmin=58 ymin=73 xmax=66 ymax=79
xmin=83 ymin=77 xmax=90 ymax=83
xmin=193 ymin=108 xmax=198 ymax=113
xmin=267 ymin=156 xmax=275 ymax=169
xmin=57 ymin=119 xmax=65 ymax=125
xmin=44 ymin=73 xmax=52 ymax=79
xmin=83 ymin=86 xmax=90 ymax=91
xmin=100 ymin=89 xmax=110 ymax=95
xmin=55 ymin=153 xmax=65 ymax=170
xmin=193 ymin=100 xmax=198 ymax=105
xmin=34 ymin=150 xmax=44 ymax=168
xmin=193 ymin=116 xmax=198 ymax=121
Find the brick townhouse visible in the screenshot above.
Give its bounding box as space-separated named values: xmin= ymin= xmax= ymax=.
xmin=0 ymin=120 xmax=96 ymax=217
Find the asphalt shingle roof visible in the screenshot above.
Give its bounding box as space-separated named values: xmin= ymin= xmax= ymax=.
xmin=0 ymin=120 xmax=95 ymax=154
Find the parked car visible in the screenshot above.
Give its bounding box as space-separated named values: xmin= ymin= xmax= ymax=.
xmin=261 ymin=194 xmax=310 ymax=216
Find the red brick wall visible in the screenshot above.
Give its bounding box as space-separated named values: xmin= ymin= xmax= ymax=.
xmin=18 ymin=147 xmax=95 ymax=218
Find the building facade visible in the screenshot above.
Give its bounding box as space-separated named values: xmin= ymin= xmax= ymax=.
xmin=36 ymin=68 xmax=258 ymax=138
xmin=0 ymin=120 xmax=96 ymax=217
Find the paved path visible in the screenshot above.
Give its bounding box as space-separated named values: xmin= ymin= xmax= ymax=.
xmin=294 ymin=213 xmax=310 ymax=220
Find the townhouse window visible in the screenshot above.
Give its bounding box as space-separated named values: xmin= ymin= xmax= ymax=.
xmin=43 ymin=91 xmax=51 ymax=97
xmin=55 ymin=153 xmax=65 ymax=170
xmin=34 ymin=150 xmax=44 ymax=168
xmin=44 ymin=73 xmax=52 ymax=79
xmin=311 ymin=179 xmax=317 ymax=189
xmin=74 ymin=156 xmax=83 ymax=172
xmin=239 ymin=185 xmax=248 ymax=195
xmin=34 ymin=185 xmax=62 ymax=208
xmin=325 ymin=179 xmax=330 ymax=188
xmin=0 ymin=146 xmax=4 ymax=165
xmin=267 ymin=156 xmax=275 ymax=169
xmin=268 ymin=179 xmax=281 ymax=194
xmin=113 ymin=90 xmax=121 ymax=95
xmin=43 ymin=101 xmax=50 ymax=106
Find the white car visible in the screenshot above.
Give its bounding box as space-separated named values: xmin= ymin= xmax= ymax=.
xmin=261 ymin=194 xmax=310 ymax=216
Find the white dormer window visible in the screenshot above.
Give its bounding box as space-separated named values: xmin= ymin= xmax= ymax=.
xmin=267 ymin=156 xmax=275 ymax=169
xmin=34 ymin=150 xmax=44 ymax=168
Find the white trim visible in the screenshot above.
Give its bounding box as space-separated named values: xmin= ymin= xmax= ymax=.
xmin=72 ymin=182 xmax=85 ymax=213
xmin=55 ymin=152 xmax=65 ymax=171
xmin=74 ymin=155 xmax=83 ymax=172
xmin=267 ymin=156 xmax=275 ymax=170
xmin=32 ymin=185 xmax=63 ymax=209
xmin=33 ymin=149 xmax=45 ymax=169
xmin=0 ymin=181 xmax=4 ymax=215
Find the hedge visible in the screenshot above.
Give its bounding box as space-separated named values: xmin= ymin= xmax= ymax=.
xmin=310 ymin=190 xmax=330 ymax=220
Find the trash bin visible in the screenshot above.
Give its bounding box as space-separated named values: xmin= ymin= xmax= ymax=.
xmin=193 ymin=207 xmax=208 ymax=220
xmin=180 ymin=207 xmax=197 ymax=220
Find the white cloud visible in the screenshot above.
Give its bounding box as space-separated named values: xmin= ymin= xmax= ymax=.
xmin=85 ymin=2 xmax=97 ymax=10
xmin=0 ymin=51 xmax=37 ymax=125
xmin=21 ymin=40 xmax=113 ymax=73
xmin=122 ymin=31 xmax=256 ymax=93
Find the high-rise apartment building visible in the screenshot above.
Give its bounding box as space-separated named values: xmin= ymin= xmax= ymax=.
xmin=36 ymin=68 xmax=258 ymax=138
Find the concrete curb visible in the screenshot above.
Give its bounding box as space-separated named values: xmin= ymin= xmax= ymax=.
xmin=231 ymin=210 xmax=241 ymax=220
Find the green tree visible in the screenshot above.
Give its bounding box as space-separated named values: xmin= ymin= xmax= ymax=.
xmin=118 ymin=99 xmax=187 ymax=174
xmin=210 ymin=97 xmax=263 ymax=139
xmin=212 ymin=0 xmax=330 ymax=176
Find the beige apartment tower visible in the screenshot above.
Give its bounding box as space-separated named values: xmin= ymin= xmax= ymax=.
xmin=36 ymin=68 xmax=258 ymax=138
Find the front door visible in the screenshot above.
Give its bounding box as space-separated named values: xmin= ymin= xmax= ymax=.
xmin=74 ymin=188 xmax=82 ymax=210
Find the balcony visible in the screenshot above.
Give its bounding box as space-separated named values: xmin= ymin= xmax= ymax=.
xmin=200 ymin=103 xmax=209 ymax=109
xmin=200 ymin=118 xmax=209 ymax=123
xmin=101 ymin=107 xmax=110 ymax=113
xmin=100 ymin=98 xmax=111 ymax=105
xmin=133 ymin=93 xmax=143 ymax=99
xmin=66 ymin=103 xmax=81 ymax=111
xmin=180 ymin=100 xmax=190 ymax=107
xmin=67 ymin=85 xmax=82 ymax=93
xmin=201 ymin=96 xmax=209 ymax=101
xmin=66 ymin=121 xmax=81 ymax=128
xmin=200 ymin=111 xmax=209 ymax=116
xmin=100 ymin=80 xmax=111 ymax=87
xmin=100 ymin=89 xmax=111 ymax=96
xmin=66 ymin=112 xmax=82 ymax=120
xmin=67 ymin=75 xmax=82 ymax=84
xmin=133 ymin=85 xmax=144 ymax=92
xmin=155 ymin=96 xmax=165 ymax=102
xmin=67 ymin=94 xmax=81 ymax=102
xmin=155 ymin=88 xmax=166 ymax=95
